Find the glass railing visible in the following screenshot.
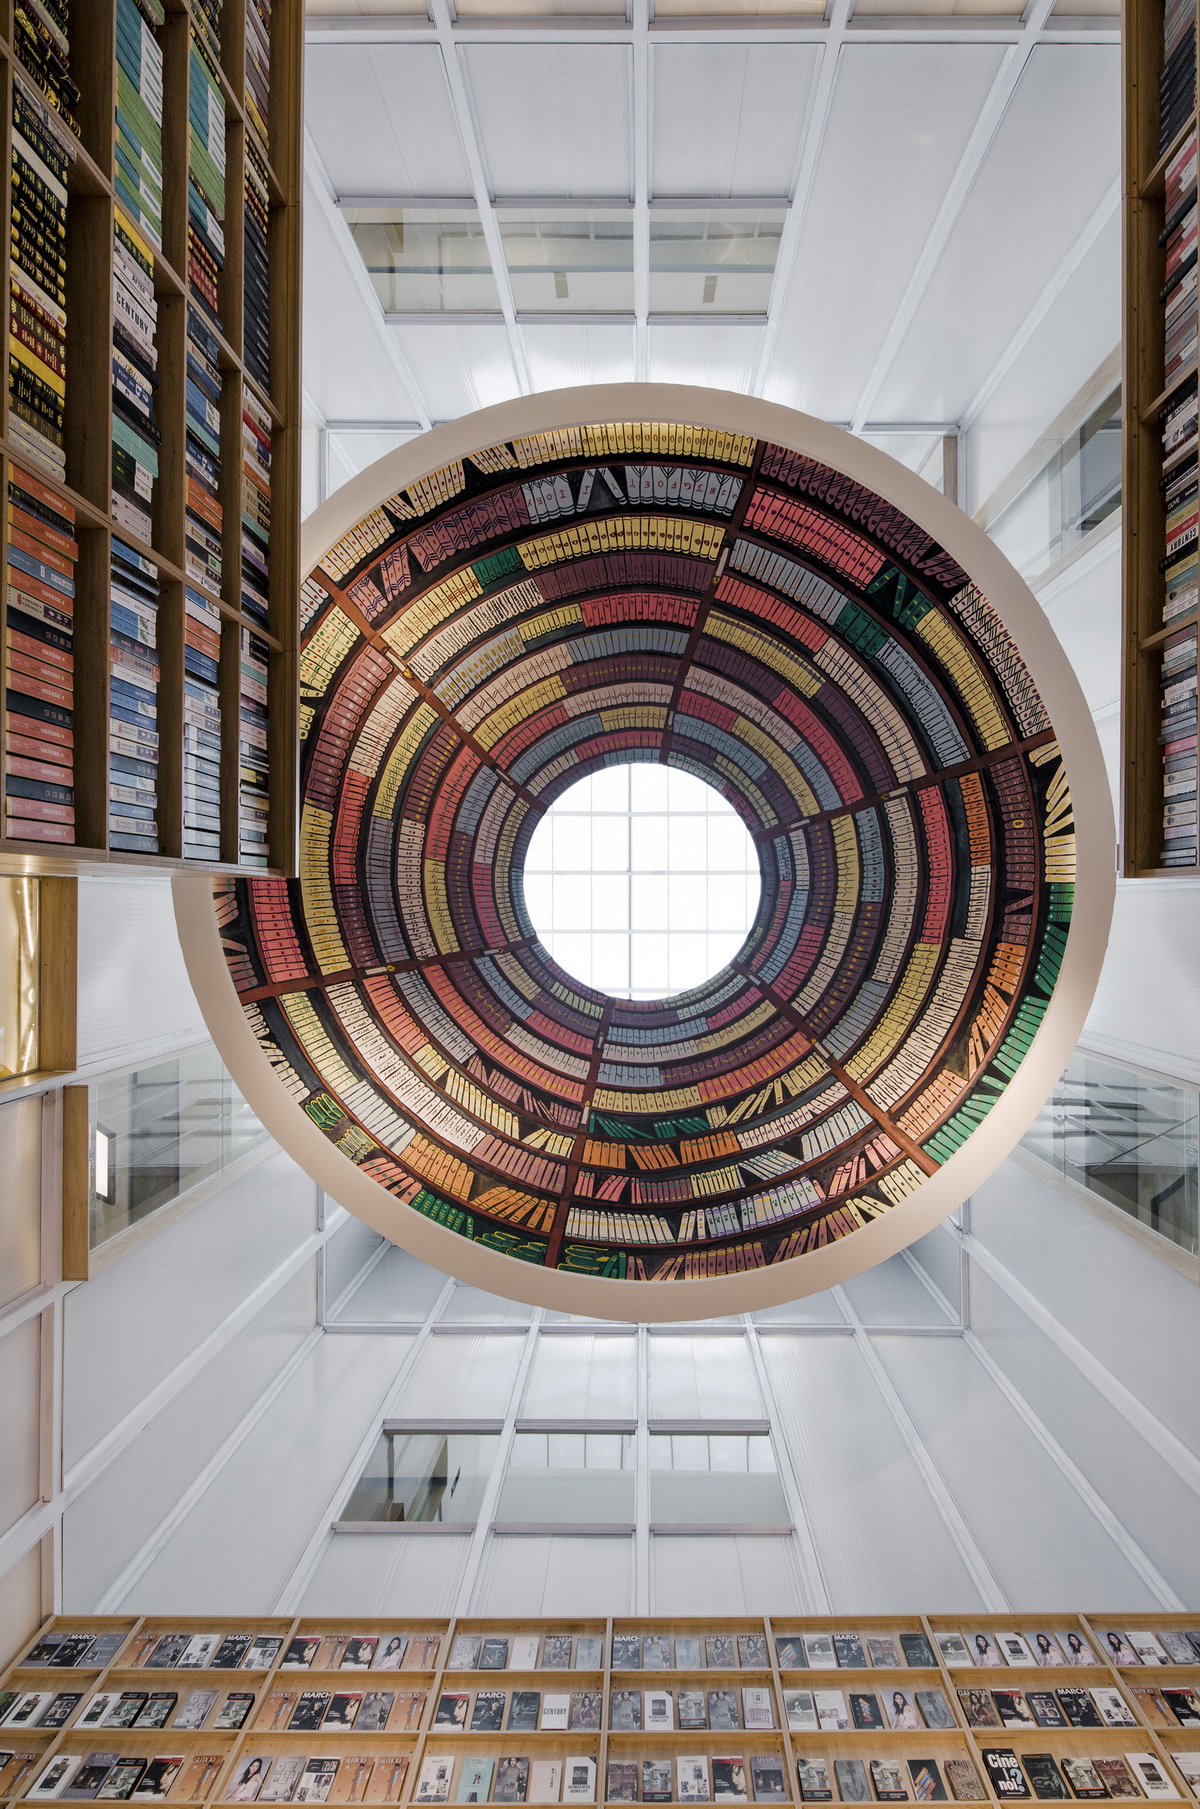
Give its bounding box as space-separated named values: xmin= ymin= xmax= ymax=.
xmin=89 ymin=1041 xmax=269 ymax=1249
xmin=1020 ymin=1047 xmax=1198 ymax=1256
xmin=986 ymin=387 xmax=1121 ymax=581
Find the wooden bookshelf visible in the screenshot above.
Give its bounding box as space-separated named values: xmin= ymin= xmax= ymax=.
xmin=2 ymin=1614 xmax=1198 ymax=1807
xmin=1121 ymin=0 xmax=1199 ymax=875
xmin=0 ymin=0 xmax=301 ymax=879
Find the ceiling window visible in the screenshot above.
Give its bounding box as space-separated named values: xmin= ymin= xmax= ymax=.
xmin=496 ymin=207 xmax=635 ymax=315
xmin=346 ymin=208 xmax=501 ymax=314
xmin=341 ymin=1428 xmax=501 ymax=1523
xmin=648 ymin=207 xmax=786 ymax=315
xmin=496 ymin=1430 xmax=637 ymax=1524
xmin=649 ymin=1430 xmax=789 ymax=1525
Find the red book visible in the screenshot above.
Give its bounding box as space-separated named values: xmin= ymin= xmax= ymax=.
xmin=7 ymin=626 xmax=72 ymax=672
xmin=11 ymin=463 xmax=74 ymax=524
xmin=7 ymin=730 xmax=71 ymax=765
xmin=4 ymin=814 xmax=74 ymax=841
xmin=5 ymin=795 xmax=75 ymax=823
xmin=7 ymin=711 xmax=73 ymax=750
xmin=7 ymin=501 xmax=78 ymax=561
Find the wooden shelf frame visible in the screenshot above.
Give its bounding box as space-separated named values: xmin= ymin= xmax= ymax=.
xmin=2 ymin=1613 xmax=1199 ymax=1808
xmin=1121 ymin=0 xmax=1200 ymax=876
xmin=0 ymin=0 xmax=301 ymax=879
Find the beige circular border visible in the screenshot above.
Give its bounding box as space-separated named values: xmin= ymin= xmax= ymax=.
xmin=174 ymin=382 xmax=1115 ymax=1321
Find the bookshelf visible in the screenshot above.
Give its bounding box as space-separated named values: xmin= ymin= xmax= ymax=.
xmin=1122 ymin=0 xmax=1199 ymax=873
xmin=0 ymin=0 xmax=301 ymax=879
xmin=1 ymin=1613 xmax=1198 ymax=1806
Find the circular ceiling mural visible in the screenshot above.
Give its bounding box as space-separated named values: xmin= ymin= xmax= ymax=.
xmin=176 ymin=386 xmax=1114 ymax=1318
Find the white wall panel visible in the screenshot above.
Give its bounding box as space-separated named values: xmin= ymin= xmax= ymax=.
xmin=969 ymin=1161 xmax=1200 ymax=1453
xmin=63 ymin=1149 xmax=319 ymax=1468
xmin=463 ymin=48 xmax=631 ymax=198
xmin=0 ymin=1544 xmax=42 ymax=1670
xmin=390 ymin=325 xmax=519 ymax=421
xmin=0 ymin=1317 xmax=40 ymax=1536
xmin=63 ymin=1264 xmax=318 ymax=1610
xmin=874 ymin=46 xmax=1119 ymax=424
xmin=521 ymin=1333 xmax=637 ymax=1420
xmin=646 ymin=323 xmax=762 ymax=394
xmin=334 ymin=1246 xmax=449 ymax=1323
xmin=76 ymin=879 xmax=206 ymax=1064
xmin=840 ymin=1254 xmax=953 ymax=1327
xmin=324 ymin=1218 xmax=385 ymax=1314
xmin=650 ymin=47 xmax=817 ymax=197
xmin=647 ymin=1333 xmax=761 ymax=1418
xmin=393 ymin=1333 xmax=526 ymax=1419
xmin=440 ymin=1286 xmax=534 ymax=1325
xmin=300 ymin=1532 xmax=471 ymax=1615
xmin=1083 ymin=877 xmax=1200 ymax=1085
xmin=523 ymin=324 xmax=635 ymax=394
xmin=872 ymin=1334 xmax=1159 ymax=1608
xmin=1035 ymin=535 xmax=1120 ymax=719
xmin=305 ymin=46 xmax=473 ymax=197
xmin=760 ymin=1332 xmax=983 ymax=1611
xmin=113 ymin=1333 xmax=405 ymax=1613
xmin=752 ymin=1291 xmax=845 ymax=1326
xmin=302 ymin=185 xmax=422 ymax=425
xmin=652 ymin=1536 xmax=804 ymax=1614
xmin=765 ymin=45 xmax=1004 ymax=422
xmin=905 ymin=1224 xmax=961 ymax=1316
xmin=0 ymin=1094 xmax=42 ymax=1309
xmin=965 ymin=221 xmax=1119 ymax=515
xmin=473 ymin=1535 xmax=633 ymax=1614
xmin=968 ymin=1265 xmax=1200 ymax=1604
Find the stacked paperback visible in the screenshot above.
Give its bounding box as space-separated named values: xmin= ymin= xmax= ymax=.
xmin=245 ymin=0 xmax=271 ymax=145
xmin=108 ymin=537 xmax=159 ymax=853
xmin=184 ymin=586 xmax=222 ymax=860
xmin=1161 ymin=0 xmax=1196 ymax=155
xmin=1163 ymin=132 xmax=1197 ymax=388
xmin=9 ymin=79 xmax=72 ymax=479
xmin=185 ymin=306 xmax=223 ymax=599
xmin=1161 ymin=621 xmax=1198 ymax=862
xmin=239 ymin=626 xmax=270 ymax=864
xmin=242 ymin=387 xmax=271 ymax=628
xmin=115 ymin=0 xmax=164 ymax=252
xmin=13 ymin=0 xmax=79 ymax=137
xmin=188 ymin=22 xmax=226 ymax=331
xmin=5 ymin=463 xmax=76 ymax=843
xmin=112 ymin=209 xmax=159 ymax=545
xmin=244 ymin=140 xmax=271 ymax=391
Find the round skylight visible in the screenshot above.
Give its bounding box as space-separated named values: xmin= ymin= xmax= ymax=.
xmin=522 ymin=763 xmax=762 ymax=1001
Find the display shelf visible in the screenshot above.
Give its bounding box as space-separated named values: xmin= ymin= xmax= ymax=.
xmin=1122 ymin=0 xmax=1200 ymax=873
xmin=0 ymin=0 xmax=301 ymax=879
xmin=3 ymin=1617 xmax=1199 ymax=1808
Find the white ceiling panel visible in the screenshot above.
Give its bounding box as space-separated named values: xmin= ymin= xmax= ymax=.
xmin=389 ymin=322 xmax=521 ymax=417
xmin=650 ymin=45 xmax=819 ymax=197
xmin=763 ymin=43 xmax=1005 ymax=423
xmin=871 ymin=45 xmax=1120 ymax=425
xmin=302 ymin=177 xmax=420 ymax=421
xmin=326 ymin=430 xmax=424 ymax=488
xmin=647 ymin=320 xmax=764 ymax=391
xmin=856 ymin=430 xmax=944 ymax=474
xmin=522 ymin=323 xmax=637 ymax=391
xmin=305 ymin=45 xmax=473 ymax=198
xmin=463 ymin=46 xmax=633 ymax=197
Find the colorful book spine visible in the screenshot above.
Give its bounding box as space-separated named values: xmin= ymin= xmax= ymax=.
xmin=12 ymin=0 xmax=79 ymax=141
xmin=184 ymin=585 xmax=221 ymax=860
xmin=185 ymin=305 xmax=223 ymax=601
xmin=244 ymin=140 xmax=270 ymax=392
xmin=242 ymin=386 xmax=271 ymax=630
xmin=109 ymin=536 xmax=159 ymax=853
xmin=245 ymin=0 xmax=271 ymax=148
xmin=112 ymin=208 xmax=159 ymax=546
xmin=5 ymin=462 xmax=76 ymax=844
xmin=115 ymin=0 xmax=164 ymax=252
xmin=1160 ymin=127 xmax=1199 ymax=865
xmin=188 ymin=21 xmax=226 ymax=332
xmin=239 ymin=625 xmax=269 ymax=866
xmin=9 ymin=76 xmax=73 ymax=481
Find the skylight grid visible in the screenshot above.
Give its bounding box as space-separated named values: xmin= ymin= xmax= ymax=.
xmin=523 ymin=765 xmax=762 ymax=999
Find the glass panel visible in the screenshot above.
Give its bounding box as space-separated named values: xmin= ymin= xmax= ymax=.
xmin=0 ymin=878 xmax=39 ymax=1079
xmin=648 ymin=208 xmax=785 ymax=315
xmin=987 ymin=388 xmax=1122 ymax=580
xmin=1021 ymin=1048 xmax=1199 ymax=1256
xmin=497 ymin=1429 xmax=636 ymax=1523
xmin=89 ymin=1043 xmax=269 ymax=1248
xmin=343 ymin=1431 xmax=499 ymax=1523
xmin=346 ymin=209 xmax=502 ymax=314
xmin=496 ymin=208 xmax=634 ymax=314
xmin=648 ymin=1432 xmax=788 ymax=1523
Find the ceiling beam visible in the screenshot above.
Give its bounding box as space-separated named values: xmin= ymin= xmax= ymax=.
xmin=633 ymin=0 xmax=650 ymax=378
xmin=303 ymin=132 xmax=436 ymax=430
xmin=306 ymin=15 xmax=1118 ymax=45
xmin=847 ymin=0 xmax=1058 ymax=433
xmin=428 ymin=0 xmax=535 ymax=396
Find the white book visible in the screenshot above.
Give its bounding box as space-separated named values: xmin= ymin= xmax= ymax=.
xmin=510 ymin=1636 xmax=541 ymax=1671
xmin=77 ymin=1693 xmax=122 ymax=1729
xmin=1124 ymin=1754 xmax=1179 ymax=1799
xmin=996 ymin=1634 xmax=1036 ymax=1666
xmin=562 ymin=1759 xmax=595 ymax=1804
xmin=784 ymin=1690 xmax=818 ymax=1732
xmin=1092 ymin=1687 xmax=1137 ymax=1728
xmin=644 ymin=1691 xmax=673 ymax=1731
xmin=28 ymin=1757 xmax=82 ymax=1801
xmin=540 ymin=1693 xmax=571 ymax=1730
xmin=528 ymin=1761 xmax=562 ymax=1804
xmin=415 ymin=1758 xmax=453 ymax=1805
xmin=1126 ymin=1632 xmax=1170 ymax=1666
xmin=742 ymin=1687 xmax=774 ymax=1731
xmin=814 ymin=1689 xmax=849 ymax=1731
xmin=677 ymin=1758 xmax=711 ymax=1804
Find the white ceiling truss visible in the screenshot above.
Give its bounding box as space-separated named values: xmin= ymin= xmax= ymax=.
xmin=302 ymin=5 xmax=1121 ymax=503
